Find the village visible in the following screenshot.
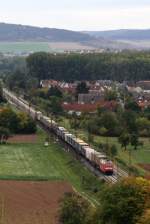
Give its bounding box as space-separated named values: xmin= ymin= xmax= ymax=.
xmin=40 ymin=79 xmax=150 ymax=114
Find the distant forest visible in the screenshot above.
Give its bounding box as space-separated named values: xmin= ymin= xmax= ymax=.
xmin=1 ymin=52 xmax=150 ymax=85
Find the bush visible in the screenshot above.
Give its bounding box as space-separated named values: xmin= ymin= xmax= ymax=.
xmin=59 ymin=192 xmax=91 ymax=224
xmin=17 ymin=112 xmax=37 ymax=134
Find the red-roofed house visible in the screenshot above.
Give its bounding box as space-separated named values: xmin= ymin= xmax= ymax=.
xmin=62 ymin=101 xmax=118 ymax=114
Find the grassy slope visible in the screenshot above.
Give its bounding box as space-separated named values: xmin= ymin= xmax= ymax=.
xmin=0 ymin=130 xmax=101 ymax=205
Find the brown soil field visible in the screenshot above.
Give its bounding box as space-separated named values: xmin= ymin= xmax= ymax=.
xmin=49 ymin=42 xmax=95 ymax=50
xmin=0 ymin=181 xmax=72 ymax=224
xmin=8 ymin=135 xmax=38 ymax=143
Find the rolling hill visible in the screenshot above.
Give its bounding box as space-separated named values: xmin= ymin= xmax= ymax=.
xmin=84 ymin=29 xmax=150 ymax=49
xmin=0 ymin=23 xmax=94 ymax=42
xmin=0 ymin=23 xmax=148 ymax=52
xmin=84 ymin=29 xmax=150 ymax=41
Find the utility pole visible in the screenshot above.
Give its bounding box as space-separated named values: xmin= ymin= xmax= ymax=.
xmin=129 ymin=148 xmax=132 ymax=176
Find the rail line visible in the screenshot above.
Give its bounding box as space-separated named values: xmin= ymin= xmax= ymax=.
xmin=3 ymin=88 xmax=128 ymax=184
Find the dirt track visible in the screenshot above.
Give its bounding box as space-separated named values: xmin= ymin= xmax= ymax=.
xmin=0 ymin=181 xmax=72 ymax=224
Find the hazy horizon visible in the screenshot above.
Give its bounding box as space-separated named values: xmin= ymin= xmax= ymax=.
xmin=0 ymin=0 xmax=150 ymax=31
xmin=1 ymin=21 xmax=150 ymax=32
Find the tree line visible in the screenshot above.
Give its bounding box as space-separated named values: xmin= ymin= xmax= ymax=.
xmin=26 ymin=52 xmax=150 ymax=83
xmin=4 ymin=51 xmax=150 ymax=94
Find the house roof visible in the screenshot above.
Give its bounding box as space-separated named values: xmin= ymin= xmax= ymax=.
xmin=62 ymin=101 xmax=117 ymax=112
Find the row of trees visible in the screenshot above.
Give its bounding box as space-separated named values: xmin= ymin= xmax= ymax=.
xmin=2 ymin=52 xmax=150 ymax=86
xmin=5 ymin=51 xmax=150 ymax=92
xmin=59 ymin=177 xmax=150 ymax=224
xmin=26 ymin=52 xmax=150 ymax=83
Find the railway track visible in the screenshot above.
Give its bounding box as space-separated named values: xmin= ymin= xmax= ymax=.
xmin=38 ymin=121 xmax=128 ymax=184
xmin=4 ymin=89 xmax=128 ymax=184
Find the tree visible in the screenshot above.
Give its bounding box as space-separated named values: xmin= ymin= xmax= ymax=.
xmin=69 ymin=113 xmax=80 ymax=130
xmin=50 ymin=96 xmax=63 ymax=115
xmin=125 ymin=100 xmax=141 ymax=113
xmin=0 ymin=127 xmax=10 ymax=144
xmin=110 ymin=144 xmax=118 ymax=158
xmin=17 ymin=112 xmax=37 ymax=134
xmin=76 ymin=82 xmax=89 ymax=95
xmin=122 ymin=111 xmax=138 ymax=134
xmin=104 ymin=89 xmax=118 ymax=101
xmin=85 ymin=119 xmax=99 ymax=135
xmin=0 ymin=107 xmax=19 ymax=133
xmin=42 ymin=96 xmax=63 ymax=116
xmin=59 ymin=192 xmax=90 ymax=224
xmin=96 ymin=177 xmax=150 ymax=224
xmin=118 ymin=131 xmax=130 ymax=150
xmin=136 ymin=117 xmax=150 ymax=137
xmin=100 ymin=112 xmax=119 ymax=136
xmin=130 ymin=133 xmax=140 ymax=150
xmin=47 ymin=86 xmax=62 ymax=98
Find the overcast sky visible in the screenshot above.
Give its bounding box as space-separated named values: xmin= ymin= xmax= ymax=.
xmin=0 ymin=0 xmax=150 ymax=31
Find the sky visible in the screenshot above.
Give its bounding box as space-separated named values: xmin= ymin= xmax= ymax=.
xmin=0 ymin=0 xmax=150 ymax=31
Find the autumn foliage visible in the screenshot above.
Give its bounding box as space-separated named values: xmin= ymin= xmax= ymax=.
xmin=60 ymin=178 xmax=150 ymax=224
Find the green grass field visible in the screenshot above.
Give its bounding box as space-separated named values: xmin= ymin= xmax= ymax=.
xmin=93 ymin=136 xmax=150 ymax=175
xmin=0 ymin=42 xmax=50 ymax=53
xmin=0 ymin=131 xmax=102 ymax=205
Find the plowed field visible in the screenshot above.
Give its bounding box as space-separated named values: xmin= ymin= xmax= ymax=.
xmin=0 ymin=180 xmax=72 ymax=224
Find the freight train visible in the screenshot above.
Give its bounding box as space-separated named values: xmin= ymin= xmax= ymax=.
xmin=3 ymin=88 xmax=114 ymax=174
